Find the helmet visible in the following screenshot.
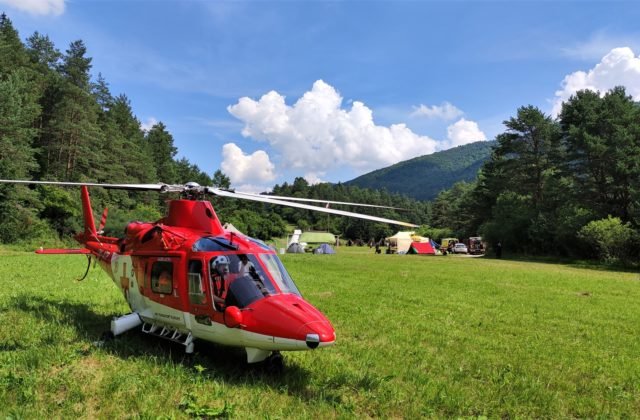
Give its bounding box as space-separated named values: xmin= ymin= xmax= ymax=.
xmin=213 ymin=255 xmax=229 ymax=275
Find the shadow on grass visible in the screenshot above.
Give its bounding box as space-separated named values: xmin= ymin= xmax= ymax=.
xmin=6 ymin=294 xmax=312 ymax=391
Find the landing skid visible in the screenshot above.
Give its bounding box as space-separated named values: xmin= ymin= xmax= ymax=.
xmin=106 ymin=319 xmax=284 ymax=371
xmin=141 ymin=322 xmax=195 ymax=353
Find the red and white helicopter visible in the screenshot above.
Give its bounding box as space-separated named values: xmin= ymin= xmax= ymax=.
xmin=0 ymin=180 xmax=417 ymax=370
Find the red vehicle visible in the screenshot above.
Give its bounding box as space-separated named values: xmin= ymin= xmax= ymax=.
xmin=0 ymin=180 xmax=416 ymax=371
xmin=468 ymin=236 xmax=485 ymax=255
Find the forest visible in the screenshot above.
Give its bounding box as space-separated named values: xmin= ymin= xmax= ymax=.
xmin=431 ymin=95 xmax=640 ymax=264
xmin=1 ymin=13 xmax=639 ymax=265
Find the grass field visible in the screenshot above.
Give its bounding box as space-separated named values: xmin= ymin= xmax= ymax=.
xmin=1 ymin=247 xmax=639 ymax=418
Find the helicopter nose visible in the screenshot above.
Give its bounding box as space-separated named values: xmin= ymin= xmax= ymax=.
xmin=244 ymin=294 xmax=335 ymax=348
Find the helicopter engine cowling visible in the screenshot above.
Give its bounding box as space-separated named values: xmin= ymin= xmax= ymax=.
xmin=162 ymin=200 xmax=224 ymax=234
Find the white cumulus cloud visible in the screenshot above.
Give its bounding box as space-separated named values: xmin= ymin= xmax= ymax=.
xmin=303 ymin=172 xmax=325 ymax=185
xmin=220 ymin=143 xmax=276 ymax=186
xmin=410 ymin=101 xmax=463 ymax=120
xmin=140 ymin=117 xmax=158 ymax=132
xmin=552 ymin=47 xmax=640 ymax=116
xmin=227 ymin=80 xmax=439 ymax=175
xmin=443 ymin=118 xmax=487 ymax=149
xmin=0 ymin=0 xmax=65 ymax=16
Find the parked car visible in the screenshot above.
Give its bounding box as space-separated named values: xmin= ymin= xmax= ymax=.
xmin=453 ymin=243 xmax=468 ymax=254
xmin=468 ymin=236 xmax=485 ymax=255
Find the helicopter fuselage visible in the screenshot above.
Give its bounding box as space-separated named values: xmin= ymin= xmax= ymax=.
xmin=61 ymin=193 xmax=335 ymax=363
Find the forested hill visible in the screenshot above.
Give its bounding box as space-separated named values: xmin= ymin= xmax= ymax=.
xmin=346 ymin=140 xmax=495 ymax=201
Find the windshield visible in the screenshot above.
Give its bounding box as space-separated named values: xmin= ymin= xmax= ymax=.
xmin=259 ymin=253 xmax=301 ymax=296
xmin=208 ymin=253 xmax=277 ymax=309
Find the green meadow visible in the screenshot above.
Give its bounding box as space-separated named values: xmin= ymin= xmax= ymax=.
xmin=1 ymin=247 xmax=639 ymax=418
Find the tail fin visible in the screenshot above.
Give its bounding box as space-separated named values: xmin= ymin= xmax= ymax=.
xmin=80 ymin=186 xmax=98 ymax=242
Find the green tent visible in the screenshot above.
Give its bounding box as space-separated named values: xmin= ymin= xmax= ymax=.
xmin=299 ymin=232 xmax=336 ymax=244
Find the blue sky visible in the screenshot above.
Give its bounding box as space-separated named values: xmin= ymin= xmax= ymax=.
xmin=3 ymin=0 xmax=640 ymax=191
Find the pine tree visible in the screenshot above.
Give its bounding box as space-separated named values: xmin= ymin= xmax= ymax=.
xmin=26 ymin=31 xmax=61 ymax=70
xmin=0 ymin=70 xmax=40 ymax=179
xmin=41 ymin=40 xmax=102 ymax=180
xmin=0 ymin=13 xmax=29 ymax=73
xmin=212 ymin=169 xmax=230 ymax=188
xmin=560 ymin=87 xmax=640 ymax=225
xmin=0 ymin=69 xmax=45 ymax=242
xmin=146 ymin=122 xmax=178 ymax=183
xmin=59 ymin=40 xmax=92 ymax=89
xmin=108 ymin=95 xmax=157 ymax=183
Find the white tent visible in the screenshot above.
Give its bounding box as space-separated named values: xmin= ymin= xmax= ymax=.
xmin=386 ymin=231 xmax=416 ymax=254
xmin=223 ymin=223 xmax=243 ymax=234
xmin=287 ymin=229 xmax=303 ymax=247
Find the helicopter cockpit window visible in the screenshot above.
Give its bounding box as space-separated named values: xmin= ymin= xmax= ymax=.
xmin=259 ymin=254 xmax=301 ymax=296
xmin=209 ymin=254 xmax=276 ymax=309
xmin=192 ymin=236 xmax=239 ymax=252
xmin=151 ymin=261 xmax=173 ymax=295
xmin=248 ymin=237 xmax=272 ymax=251
xmin=188 ymin=260 xmax=206 ymax=305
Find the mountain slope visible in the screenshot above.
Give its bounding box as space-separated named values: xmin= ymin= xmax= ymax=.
xmin=346 ymin=140 xmax=495 ymax=201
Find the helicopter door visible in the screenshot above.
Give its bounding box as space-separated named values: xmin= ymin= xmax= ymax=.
xmin=187 ymin=259 xmax=214 ymax=327
xmin=145 ymin=257 xmax=185 ymax=328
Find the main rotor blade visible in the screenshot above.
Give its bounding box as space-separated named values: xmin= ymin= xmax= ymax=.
xmin=233 ymin=191 xmax=406 ymax=210
xmin=0 ymin=179 xmax=181 ymax=192
xmin=208 ymin=188 xmax=419 ymax=228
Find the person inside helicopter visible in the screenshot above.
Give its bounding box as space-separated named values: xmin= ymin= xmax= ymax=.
xmin=209 ymin=253 xmax=280 ymax=310
xmin=211 ymin=255 xmax=230 ymax=310
xmin=209 ymin=252 xmax=306 ymax=311
xmin=237 ymin=254 xmax=254 ymax=276
xmin=158 ymin=270 xmax=172 ymax=292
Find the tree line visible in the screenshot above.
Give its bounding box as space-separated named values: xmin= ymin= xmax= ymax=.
xmin=430 ymin=88 xmax=640 ymax=264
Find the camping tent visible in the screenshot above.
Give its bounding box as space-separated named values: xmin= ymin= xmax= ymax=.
xmin=386 ymin=231 xmax=415 ymax=253
xmin=407 ymin=241 xmax=436 ymax=255
xmin=223 ymin=223 xmax=243 ymax=234
xmin=287 ymin=243 xmax=305 ymax=253
xmin=287 ymin=229 xmax=302 ymax=247
xmin=313 ymin=243 xmax=336 ymax=254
